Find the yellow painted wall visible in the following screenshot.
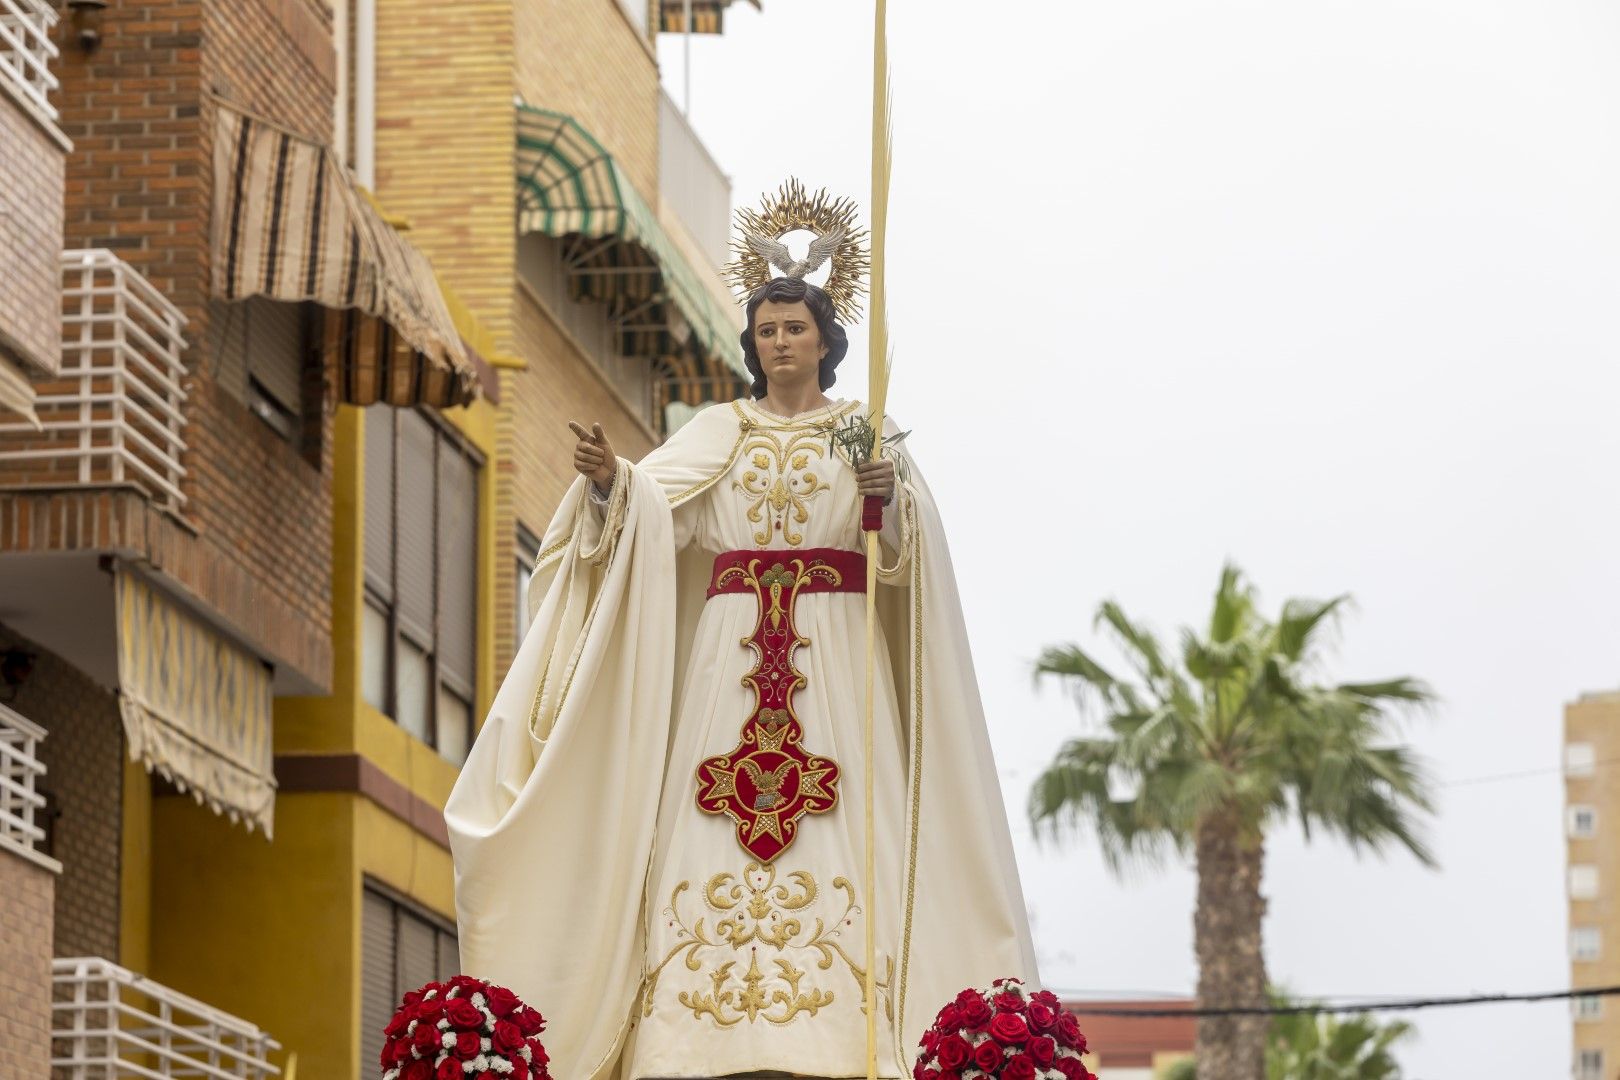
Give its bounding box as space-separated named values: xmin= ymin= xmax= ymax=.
xmin=119 ymin=757 xmax=152 ymax=975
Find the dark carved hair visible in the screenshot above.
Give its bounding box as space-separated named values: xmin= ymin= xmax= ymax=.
xmin=739 ymin=277 xmax=849 ymax=399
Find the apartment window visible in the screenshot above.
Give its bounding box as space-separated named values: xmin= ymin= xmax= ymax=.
xmin=516 ymin=524 xmax=542 ymax=653
xmin=1567 ymin=742 xmax=1597 ymax=778
xmin=1571 ymin=927 xmax=1602 ymax=962
xmin=360 ymin=884 xmax=459 ymax=1080
xmin=1570 ymin=865 xmax=1600 ymax=901
xmin=1573 ymin=995 xmax=1603 ymax=1022
xmin=1569 ymin=805 xmax=1598 ymax=839
xmin=1576 ymin=1048 xmax=1603 ymax=1080
xmin=363 ymin=405 xmax=481 ymax=764
xmin=209 ymin=298 xmax=311 ymax=443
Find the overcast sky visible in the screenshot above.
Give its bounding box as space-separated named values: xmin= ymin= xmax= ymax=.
xmin=659 ymin=3 xmax=1620 ymax=1074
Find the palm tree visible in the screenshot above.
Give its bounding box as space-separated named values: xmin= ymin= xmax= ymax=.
xmin=1030 ymin=565 xmax=1435 ymax=1080
xmin=1162 ymin=989 xmax=1414 ymax=1079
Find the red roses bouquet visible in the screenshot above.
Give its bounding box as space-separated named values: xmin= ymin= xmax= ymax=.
xmin=914 ymin=978 xmax=1095 ymax=1080
xmin=380 ymin=975 xmax=549 ymax=1080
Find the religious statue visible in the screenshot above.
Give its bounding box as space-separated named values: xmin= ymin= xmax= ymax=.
xmin=445 ymin=182 xmax=1038 ymax=1080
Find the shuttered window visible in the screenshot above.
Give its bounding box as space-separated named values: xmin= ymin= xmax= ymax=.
xmin=359 ymin=884 xmax=460 ymax=1080
xmin=515 ymin=524 xmax=542 ymax=654
xmin=362 ymin=404 xmax=482 ymax=763
xmin=208 ymin=298 xmax=308 ymax=442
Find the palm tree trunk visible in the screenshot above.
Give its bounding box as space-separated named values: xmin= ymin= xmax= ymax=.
xmin=1193 ymin=804 xmax=1269 ymax=1080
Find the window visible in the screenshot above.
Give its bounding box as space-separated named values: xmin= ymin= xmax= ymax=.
xmin=1570 ymin=865 xmax=1600 ymax=900
xmin=361 ymin=884 xmax=459 ymax=1080
xmin=1567 ymin=742 xmax=1597 ymax=778
xmin=516 ymin=524 xmax=542 ymax=654
xmin=1573 ymin=995 xmax=1603 ymax=1022
xmin=1577 ymin=1048 xmax=1603 ymax=1080
xmin=363 ymin=405 xmax=482 ymax=764
xmin=1569 ymin=805 xmax=1598 ymax=839
xmin=1571 ymin=927 xmax=1602 ymax=962
xmin=209 ymin=298 xmax=310 ymax=443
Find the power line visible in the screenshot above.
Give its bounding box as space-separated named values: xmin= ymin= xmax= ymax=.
xmin=1065 ymin=985 xmax=1618 ymax=1018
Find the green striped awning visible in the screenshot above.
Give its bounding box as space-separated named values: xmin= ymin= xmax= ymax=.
xmin=515 ymin=105 xmax=745 ymax=381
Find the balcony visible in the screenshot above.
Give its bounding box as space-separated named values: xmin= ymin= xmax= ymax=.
xmin=0 ymin=250 xmax=190 ymax=510
xmin=0 ymin=0 xmax=60 ymax=126
xmin=52 ymin=957 xmax=282 ymax=1079
xmin=658 ymin=88 xmax=732 ymax=270
xmin=0 ymin=700 xmax=51 ymax=865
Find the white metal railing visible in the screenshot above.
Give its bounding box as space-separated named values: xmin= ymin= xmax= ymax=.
xmin=0 ymin=0 xmax=60 ymax=124
xmin=658 ymin=88 xmax=731 ymax=269
xmin=0 ymin=250 xmax=190 ymax=509
xmin=0 ymin=700 xmax=47 ymax=854
xmin=52 ymin=957 xmax=282 ymax=1079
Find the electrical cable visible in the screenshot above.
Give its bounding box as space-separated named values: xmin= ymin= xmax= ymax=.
xmin=1063 ymin=984 xmax=1620 ymax=1018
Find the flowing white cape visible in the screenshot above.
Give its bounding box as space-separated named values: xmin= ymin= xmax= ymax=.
xmin=445 ymin=404 xmax=1037 ymax=1079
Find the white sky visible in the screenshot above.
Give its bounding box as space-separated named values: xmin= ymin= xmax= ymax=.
xmin=659 ymin=3 xmax=1620 ymax=1074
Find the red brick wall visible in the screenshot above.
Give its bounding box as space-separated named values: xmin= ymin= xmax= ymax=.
xmin=0 ymin=93 xmax=65 ymax=376
xmin=0 ymin=845 xmax=55 ymax=1079
xmin=0 ymin=623 xmax=123 ymax=963
xmin=48 ymin=0 xmax=339 ymax=690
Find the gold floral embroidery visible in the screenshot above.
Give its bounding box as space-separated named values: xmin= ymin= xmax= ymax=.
xmin=644 ymin=862 xmax=894 ymax=1028
xmin=733 ymin=427 xmax=833 ymax=546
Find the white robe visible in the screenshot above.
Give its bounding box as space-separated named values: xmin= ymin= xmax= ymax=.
xmin=445 ymin=398 xmax=1037 ymax=1080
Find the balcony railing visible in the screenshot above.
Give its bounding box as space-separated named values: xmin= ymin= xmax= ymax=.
xmin=0 ymin=0 xmax=60 ymax=124
xmin=0 ymin=250 xmax=190 ymax=510
xmin=52 ymin=957 xmax=282 ymax=1079
xmin=659 ymin=89 xmax=732 ymax=270
xmin=0 ymin=700 xmax=47 ymax=856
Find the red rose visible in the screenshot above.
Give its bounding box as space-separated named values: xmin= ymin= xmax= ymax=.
xmin=494 ymin=1020 xmax=525 ymax=1055
xmin=993 ymin=991 xmax=1025 ymax=1014
xmin=955 ymin=988 xmax=981 ymax=1009
xmin=447 ymin=999 xmax=485 ymax=1031
xmin=485 ymin=985 xmax=521 ymax=1019
xmin=1032 ymin=990 xmax=1060 ymax=1011
xmin=1028 ymin=1035 xmax=1056 ymax=1068
xmin=403 ymin=1061 xmax=433 ymax=1080
xmin=393 ymin=1038 xmax=415 ymax=1065
xmin=436 ymin=1060 xmax=461 ymax=1080
xmin=935 ymin=1003 xmax=962 ymax=1030
xmin=403 ymin=989 xmax=425 ymax=1008
xmin=412 ymin=1024 xmax=441 ymax=1055
xmin=921 ymin=1029 xmax=943 ymax=1057
xmin=509 ymin=1062 xmax=529 ymax=1080
xmin=453 ymin=1030 xmax=481 ymax=1060
xmin=514 ymin=1006 xmax=546 ymax=1037
xmin=973 ymin=1040 xmax=1004 ymax=1073
xmin=936 ymin=1034 xmax=972 ymax=1070
xmin=1026 ymin=1002 xmax=1057 ymax=1032
xmin=381 ymin=1039 xmax=398 ymax=1069
xmin=1055 ymin=1012 xmax=1083 ymax=1050
xmin=386 ymin=1011 xmax=411 ymax=1038
xmin=1004 ymin=1055 xmax=1036 ymax=1080
xmin=989 ymin=1013 xmax=1030 ymax=1045
xmin=958 ymin=995 xmax=992 ymax=1028
xmin=449 ymin=974 xmax=485 ymax=996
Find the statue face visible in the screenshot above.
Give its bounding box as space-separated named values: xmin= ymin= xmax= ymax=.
xmin=753 ymin=299 xmax=828 ymax=386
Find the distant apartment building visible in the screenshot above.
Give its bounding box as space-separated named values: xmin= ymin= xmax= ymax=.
xmin=1568 ymin=690 xmax=1620 ymax=1080
xmin=1065 ymin=999 xmax=1196 ymax=1079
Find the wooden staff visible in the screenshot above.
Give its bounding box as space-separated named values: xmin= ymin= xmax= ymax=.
xmin=862 ymin=3 xmax=891 ymax=1078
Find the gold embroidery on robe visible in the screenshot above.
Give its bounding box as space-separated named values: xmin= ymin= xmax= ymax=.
xmin=644 ymin=862 xmax=895 ymax=1028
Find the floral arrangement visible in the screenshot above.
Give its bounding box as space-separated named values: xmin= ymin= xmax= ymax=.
xmin=914 ymin=978 xmax=1096 ymax=1080
xmin=380 ymin=976 xmax=549 ymax=1080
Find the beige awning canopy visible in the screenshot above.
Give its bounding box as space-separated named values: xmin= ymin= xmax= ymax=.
xmin=114 ymin=568 xmax=277 ymax=836
xmin=209 ymin=102 xmax=481 ymax=410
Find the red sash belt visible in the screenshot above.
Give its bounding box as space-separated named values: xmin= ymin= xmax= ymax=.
xmin=706 ymin=547 xmax=868 ymax=600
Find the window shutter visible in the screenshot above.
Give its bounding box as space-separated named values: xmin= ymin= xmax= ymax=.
xmin=397 ymin=909 xmax=439 ymax=998
xmin=246 ymin=298 xmax=304 ymax=413
xmin=436 ymin=928 xmax=461 ymax=981
xmin=437 ymin=447 xmax=477 ymax=691
xmin=363 ymin=406 xmax=395 ymax=602
xmin=397 ymin=410 xmax=437 ymax=644
xmin=360 ymin=890 xmax=398 ymax=1080
xmin=207 ymin=301 xmax=250 ymax=402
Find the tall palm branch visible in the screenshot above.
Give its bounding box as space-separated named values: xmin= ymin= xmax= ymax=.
xmin=1030 ymin=564 xmax=1435 ymax=1080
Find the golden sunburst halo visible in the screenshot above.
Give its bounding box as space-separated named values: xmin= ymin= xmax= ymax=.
xmin=723 ymin=178 xmax=872 ymax=325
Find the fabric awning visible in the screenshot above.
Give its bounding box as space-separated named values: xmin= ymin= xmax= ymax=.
xmin=210 ymin=102 xmax=481 ymax=409
xmin=514 ymin=105 xmax=746 ymax=382
xmin=658 ymin=0 xmax=762 ymax=34
xmin=0 ymin=352 xmax=42 ymax=430
xmin=114 ymin=568 xmax=277 ymax=837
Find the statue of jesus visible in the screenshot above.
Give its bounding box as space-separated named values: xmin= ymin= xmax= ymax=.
xmin=446 ymin=266 xmax=1037 ymax=1080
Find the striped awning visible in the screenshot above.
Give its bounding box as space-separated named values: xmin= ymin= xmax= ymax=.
xmin=515 ymin=105 xmax=746 ymax=382
xmin=658 ymin=0 xmax=762 ymax=34
xmin=210 ymin=102 xmax=481 ymax=409
xmin=113 ymin=568 xmax=277 ymax=837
